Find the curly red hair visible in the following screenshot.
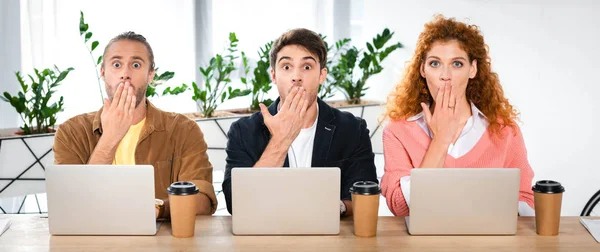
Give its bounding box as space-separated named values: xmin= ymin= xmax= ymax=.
xmin=385 ymin=15 xmax=519 ymax=136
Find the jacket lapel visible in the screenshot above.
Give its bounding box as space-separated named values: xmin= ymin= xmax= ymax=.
xmin=311 ymin=99 xmax=335 ymax=167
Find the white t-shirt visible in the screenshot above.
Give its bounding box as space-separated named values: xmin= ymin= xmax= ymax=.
xmin=288 ymin=104 xmax=319 ymax=168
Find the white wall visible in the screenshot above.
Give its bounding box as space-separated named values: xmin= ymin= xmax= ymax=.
xmin=359 ymin=0 xmax=600 ymax=216
xmin=0 ymin=0 xmax=22 ymax=129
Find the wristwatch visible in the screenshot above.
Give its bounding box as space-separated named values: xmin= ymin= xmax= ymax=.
xmin=340 ymin=200 xmax=347 ymax=216
xmin=155 ymin=199 xmax=165 ymax=217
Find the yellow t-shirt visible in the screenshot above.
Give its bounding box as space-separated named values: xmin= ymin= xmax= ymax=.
xmin=113 ymin=118 xmax=146 ymax=165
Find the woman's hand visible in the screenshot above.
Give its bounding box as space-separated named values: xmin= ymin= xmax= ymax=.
xmin=421 ymin=83 xmax=462 ymax=146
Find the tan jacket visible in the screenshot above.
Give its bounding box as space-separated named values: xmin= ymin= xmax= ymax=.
xmin=53 ymin=101 xmax=217 ymax=215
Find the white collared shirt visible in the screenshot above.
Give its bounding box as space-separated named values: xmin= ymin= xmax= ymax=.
xmin=408 ymin=102 xmax=489 ymax=158
xmin=400 ymin=102 xmax=535 ymax=216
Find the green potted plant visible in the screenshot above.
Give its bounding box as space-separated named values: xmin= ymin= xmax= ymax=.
xmin=240 ymin=41 xmax=275 ymax=112
xmin=191 ymin=32 xmax=250 ymax=118
xmin=1 ymin=66 xmax=74 ymax=135
xmin=318 ymin=35 xmax=351 ymax=100
xmin=329 ymin=28 xmax=403 ymax=105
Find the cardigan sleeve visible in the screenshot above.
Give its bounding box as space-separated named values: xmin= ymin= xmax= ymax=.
xmin=380 ymin=122 xmax=414 ymax=216
xmin=504 ymin=125 xmax=535 ymax=209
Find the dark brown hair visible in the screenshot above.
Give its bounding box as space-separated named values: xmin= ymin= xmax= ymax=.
xmin=270 ymin=28 xmax=327 ymax=70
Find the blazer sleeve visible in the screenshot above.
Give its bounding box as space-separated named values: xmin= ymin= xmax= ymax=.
xmin=340 ymin=119 xmax=378 ymax=201
xmin=223 ymin=121 xmax=256 ymax=214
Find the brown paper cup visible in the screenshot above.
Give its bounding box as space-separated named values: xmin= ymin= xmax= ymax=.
xmin=352 ymin=193 xmax=380 ymax=237
xmin=169 ymin=194 xmax=197 ymax=238
xmin=534 ymin=192 xmax=563 ymax=236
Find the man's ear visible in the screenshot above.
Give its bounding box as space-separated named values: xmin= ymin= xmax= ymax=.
xmin=469 ymin=59 xmax=478 ymax=79
xmin=270 ymin=68 xmax=277 ymax=85
xmin=319 ymin=67 xmax=327 ymax=84
xmin=148 ymin=68 xmax=155 ymax=83
xmin=100 ymin=65 xmax=105 ymax=81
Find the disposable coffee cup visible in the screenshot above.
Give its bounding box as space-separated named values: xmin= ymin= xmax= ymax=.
xmin=350 ymin=181 xmax=381 ymax=237
xmin=532 ymin=180 xmax=565 ymax=236
xmin=168 ymin=181 xmax=199 ymax=238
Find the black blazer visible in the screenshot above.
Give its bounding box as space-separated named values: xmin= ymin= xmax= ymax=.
xmin=222 ymin=98 xmax=378 ymax=214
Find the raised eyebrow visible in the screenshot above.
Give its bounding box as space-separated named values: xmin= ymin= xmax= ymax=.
xmin=277 ymin=56 xmax=292 ymax=64
xmin=302 ymin=56 xmax=317 ymax=63
xmin=110 ymin=56 xmax=123 ymax=61
xmin=426 ymin=56 xmax=440 ymax=61
xmin=131 ymin=56 xmax=146 ymax=63
xmin=452 ymin=57 xmax=468 ymax=61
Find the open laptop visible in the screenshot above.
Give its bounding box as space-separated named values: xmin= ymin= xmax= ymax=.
xmin=231 ymin=168 xmax=340 ymax=235
xmin=406 ymin=168 xmax=520 ymax=235
xmin=46 ymin=165 xmax=159 ymax=235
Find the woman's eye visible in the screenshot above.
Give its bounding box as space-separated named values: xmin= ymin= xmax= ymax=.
xmin=283 ymin=65 xmax=290 ymax=70
xmin=453 ymin=61 xmax=463 ymax=67
xmin=429 ymin=61 xmax=440 ymax=67
xmin=304 ymin=65 xmax=312 ymax=70
xmin=112 ymin=62 xmax=121 ymax=68
xmin=133 ymin=62 xmax=141 ymax=68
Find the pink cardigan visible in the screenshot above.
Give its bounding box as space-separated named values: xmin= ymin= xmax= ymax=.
xmin=380 ymin=119 xmax=535 ymax=216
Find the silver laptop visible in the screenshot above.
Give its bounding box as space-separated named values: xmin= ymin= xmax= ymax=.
xmin=46 ymin=165 xmax=158 ymax=235
xmin=231 ymin=168 xmax=340 ymax=235
xmin=407 ymin=168 xmax=520 ymax=235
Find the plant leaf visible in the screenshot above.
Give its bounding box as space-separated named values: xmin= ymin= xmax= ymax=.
xmin=146 ymin=85 xmax=157 ymax=97
xmin=366 ymin=43 xmax=375 ymax=54
xmin=85 ymin=32 xmax=92 ymax=43
xmin=79 ymin=11 xmax=87 ymax=35
xmin=91 ymin=41 xmax=99 ymax=51
xmin=55 ymin=67 xmax=74 ymax=83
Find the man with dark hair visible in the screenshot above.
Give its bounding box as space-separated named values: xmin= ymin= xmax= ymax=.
xmin=53 ymin=31 xmax=217 ymax=218
xmin=223 ymin=28 xmax=378 ymax=216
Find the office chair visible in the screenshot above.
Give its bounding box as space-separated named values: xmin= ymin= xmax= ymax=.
xmin=580 ymin=189 xmax=600 ymax=216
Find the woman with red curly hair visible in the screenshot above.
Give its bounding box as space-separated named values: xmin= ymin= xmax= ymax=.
xmin=381 ymin=15 xmax=535 ymax=216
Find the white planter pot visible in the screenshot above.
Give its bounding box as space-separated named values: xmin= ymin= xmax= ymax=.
xmin=0 ymin=133 xmax=54 ymax=213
